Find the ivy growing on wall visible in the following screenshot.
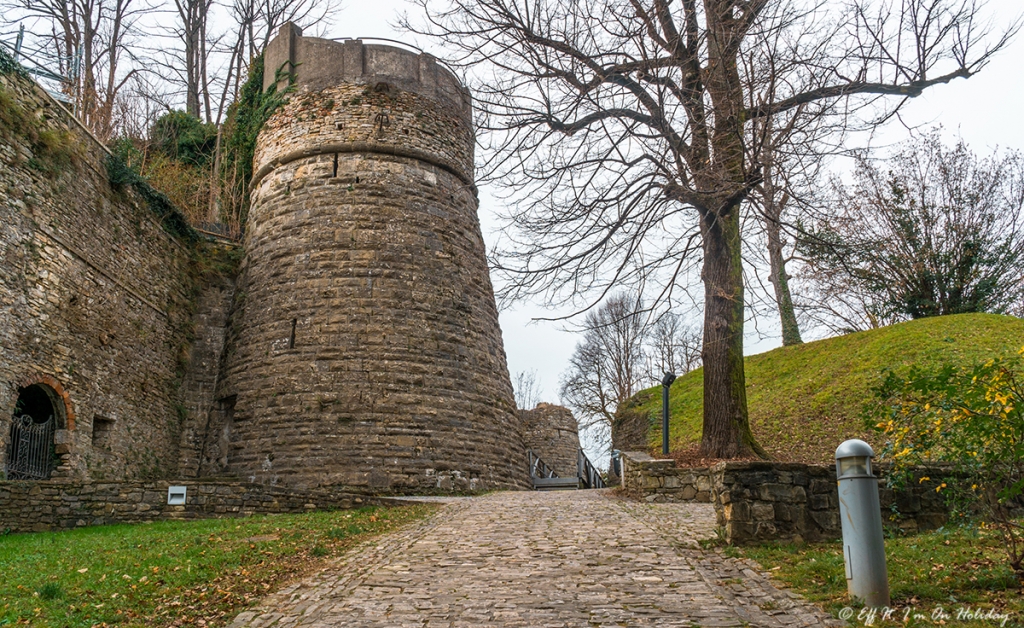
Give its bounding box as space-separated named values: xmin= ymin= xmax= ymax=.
xmin=0 ymin=47 xmax=29 ymax=78
xmin=105 ymin=147 xmax=198 ymax=242
xmin=218 ymin=54 xmax=293 ymax=229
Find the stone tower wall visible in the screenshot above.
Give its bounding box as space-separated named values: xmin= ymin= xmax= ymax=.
xmin=522 ymin=404 xmax=581 ymax=478
xmin=216 ymin=26 xmax=528 ymax=492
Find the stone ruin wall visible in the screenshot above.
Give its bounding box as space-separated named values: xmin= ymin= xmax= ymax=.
xmin=211 ymin=26 xmax=530 ymax=493
xmin=521 ymin=403 xmax=581 ymax=478
xmin=0 ymin=68 xmax=199 ymax=482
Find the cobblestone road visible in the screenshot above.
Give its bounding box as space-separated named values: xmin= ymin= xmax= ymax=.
xmin=229 ymin=491 xmax=841 ymax=627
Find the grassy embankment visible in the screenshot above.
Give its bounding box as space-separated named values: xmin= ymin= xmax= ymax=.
xmin=621 ymin=313 xmax=1024 ymax=463
xmin=0 ymin=503 xmax=435 ymax=627
xmin=630 ymin=313 xmax=1024 ymax=623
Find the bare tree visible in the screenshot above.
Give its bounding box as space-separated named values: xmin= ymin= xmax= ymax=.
xmin=3 ymin=0 xmax=149 ymax=140
xmin=559 ymin=294 xmax=646 ymax=449
xmin=408 ymin=0 xmax=1018 ymax=458
xmin=646 ymin=312 xmax=701 ymax=379
xmin=513 ymin=369 xmax=542 ymax=410
xmin=743 ymin=110 xmax=825 ymax=347
xmin=798 ymin=130 xmax=1024 ymax=332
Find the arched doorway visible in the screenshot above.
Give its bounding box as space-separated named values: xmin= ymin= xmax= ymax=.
xmin=5 ymin=384 xmax=63 ymax=480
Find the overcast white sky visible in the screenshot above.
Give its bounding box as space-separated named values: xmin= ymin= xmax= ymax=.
xmin=315 ymin=0 xmax=1024 ymax=406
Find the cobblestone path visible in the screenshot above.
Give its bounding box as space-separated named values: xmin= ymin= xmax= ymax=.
xmin=229 ymin=491 xmax=841 ymax=627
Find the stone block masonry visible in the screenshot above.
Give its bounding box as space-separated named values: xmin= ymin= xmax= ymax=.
xmin=0 ymin=68 xmax=200 ymax=482
xmin=0 ymin=479 xmax=396 ymax=533
xmin=521 ymin=404 xmax=581 ymax=478
xmin=215 ymin=26 xmax=529 ymax=493
xmin=620 ymin=452 xmax=985 ymax=544
xmin=0 ymin=28 xmax=547 ymax=497
xmin=620 ymin=451 xmax=712 ymax=503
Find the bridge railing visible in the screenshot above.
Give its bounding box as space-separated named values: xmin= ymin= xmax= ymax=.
xmin=577 ymin=449 xmax=606 ymax=489
xmin=527 ymin=449 xmax=557 ymax=479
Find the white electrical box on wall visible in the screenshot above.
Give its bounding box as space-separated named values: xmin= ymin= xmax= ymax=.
xmin=167 ymin=486 xmax=187 ymax=505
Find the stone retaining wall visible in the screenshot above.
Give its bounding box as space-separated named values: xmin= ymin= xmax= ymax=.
xmin=620 ymin=452 xmax=976 ymax=544
xmin=0 ymin=67 xmax=200 ymax=482
xmin=0 ymin=479 xmax=393 ymax=533
xmin=619 ymin=451 xmax=712 ymax=503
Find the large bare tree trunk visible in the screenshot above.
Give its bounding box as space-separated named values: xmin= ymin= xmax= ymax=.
xmin=700 ymin=203 xmax=767 ymax=458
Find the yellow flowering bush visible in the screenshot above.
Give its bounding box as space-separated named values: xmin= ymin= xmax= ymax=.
xmin=866 ymin=347 xmax=1024 ymax=585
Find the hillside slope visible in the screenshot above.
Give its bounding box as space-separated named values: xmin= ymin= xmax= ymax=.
xmin=622 ymin=313 xmax=1024 ymax=464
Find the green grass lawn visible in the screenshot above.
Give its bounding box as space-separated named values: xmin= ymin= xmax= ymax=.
xmin=622 ymin=313 xmax=1024 ymax=463
xmin=740 ymin=523 xmax=1023 ymax=627
xmin=0 ymin=503 xmax=435 ymax=627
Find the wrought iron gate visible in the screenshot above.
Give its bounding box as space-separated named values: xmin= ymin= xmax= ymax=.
xmin=5 ymin=414 xmax=55 ymax=480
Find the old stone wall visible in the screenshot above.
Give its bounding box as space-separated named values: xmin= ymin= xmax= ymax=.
xmin=619 ymin=451 xmax=712 ymax=503
xmin=176 ymin=246 xmax=239 ymax=478
xmin=0 ymin=68 xmax=200 ymax=482
xmin=620 ymin=452 xmax=984 ymax=544
xmin=521 ymin=404 xmax=580 ymax=478
xmin=217 ymin=27 xmax=528 ymax=493
xmin=0 ymin=479 xmax=393 ymax=533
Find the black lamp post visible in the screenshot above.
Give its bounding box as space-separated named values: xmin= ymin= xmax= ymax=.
xmin=661 ymin=371 xmax=676 ymax=456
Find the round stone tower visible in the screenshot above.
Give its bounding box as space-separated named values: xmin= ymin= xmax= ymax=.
xmin=217 ymin=24 xmax=528 ymax=492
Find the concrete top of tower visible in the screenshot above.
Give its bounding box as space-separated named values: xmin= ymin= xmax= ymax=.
xmin=263 ymin=23 xmax=470 ymax=114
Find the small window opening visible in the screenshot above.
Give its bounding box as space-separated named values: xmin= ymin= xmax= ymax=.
xmin=332 ymin=153 xmax=338 ymax=178
xmin=289 ymin=319 xmax=297 ymax=349
xmin=92 ymin=415 xmax=114 ymax=449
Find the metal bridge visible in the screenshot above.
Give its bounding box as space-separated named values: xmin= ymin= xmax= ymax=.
xmin=528 ymin=449 xmax=606 ymax=491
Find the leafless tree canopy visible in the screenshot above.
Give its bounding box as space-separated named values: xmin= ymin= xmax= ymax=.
xmin=645 ymin=311 xmax=702 ymax=379
xmin=3 ymin=0 xmax=152 ymax=140
xmin=513 ymin=369 xmax=543 ymax=410
xmin=559 ymin=294 xmax=647 ymax=446
xmin=2 ymin=0 xmax=337 ymax=137
xmin=408 ymin=0 xmax=1018 ymax=457
xmin=797 ymin=130 xmax=1024 ymax=333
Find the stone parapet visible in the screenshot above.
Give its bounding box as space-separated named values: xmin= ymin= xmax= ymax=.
xmin=620 ymin=451 xmax=712 ymax=503
xmin=254 ymin=25 xmax=474 ymax=189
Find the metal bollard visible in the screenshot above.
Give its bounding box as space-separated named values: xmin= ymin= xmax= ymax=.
xmin=835 ymin=439 xmax=890 ymax=607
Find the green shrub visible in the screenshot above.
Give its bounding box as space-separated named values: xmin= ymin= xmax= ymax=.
xmin=866 ymin=346 xmax=1024 ymax=585
xmin=151 ymin=110 xmax=217 ymax=167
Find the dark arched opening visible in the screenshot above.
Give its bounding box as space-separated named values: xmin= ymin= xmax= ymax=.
xmin=5 ymin=384 xmax=62 ymax=480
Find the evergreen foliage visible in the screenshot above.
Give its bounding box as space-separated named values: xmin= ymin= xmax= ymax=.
xmin=151 ymin=111 xmax=217 ymax=167
xmin=219 ymin=54 xmax=291 ymax=228
xmin=0 ymin=46 xmax=28 ymax=78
